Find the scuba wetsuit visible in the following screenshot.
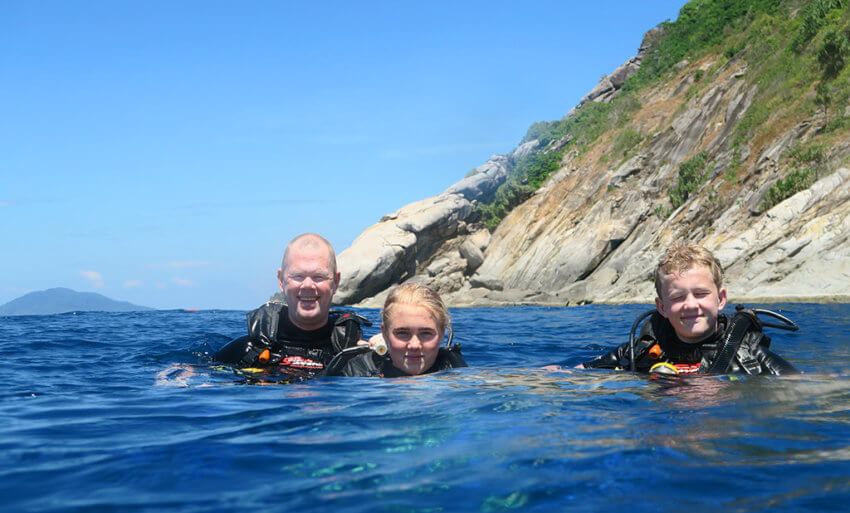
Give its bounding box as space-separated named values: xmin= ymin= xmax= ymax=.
xmin=582 ymin=310 xmax=797 ymax=375
xmin=213 ymin=301 xmax=370 ymax=378
xmin=323 ymin=346 xmax=467 ymax=378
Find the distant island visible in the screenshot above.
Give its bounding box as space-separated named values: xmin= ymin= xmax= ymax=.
xmin=0 ymin=287 xmax=154 ymax=316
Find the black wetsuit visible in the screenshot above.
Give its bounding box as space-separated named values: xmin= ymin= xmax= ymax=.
xmin=323 ymin=346 xmax=467 ymax=377
xmin=213 ymin=302 xmax=368 ymax=378
xmin=583 ymin=311 xmax=797 ymax=375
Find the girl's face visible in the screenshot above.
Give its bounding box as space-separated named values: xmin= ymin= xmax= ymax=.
xmin=383 ymin=303 xmax=444 ymax=375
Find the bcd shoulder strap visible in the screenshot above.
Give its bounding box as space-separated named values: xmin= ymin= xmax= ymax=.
xmin=330 ymin=310 xmax=372 ymax=353
xmin=437 ymin=345 xmax=467 ymax=369
xmin=706 ymin=308 xmax=761 ymax=374
xmin=246 ymin=302 xmax=285 ymax=346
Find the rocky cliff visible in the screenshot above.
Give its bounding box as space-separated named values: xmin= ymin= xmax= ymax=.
xmin=336 ymin=0 xmax=850 ymax=307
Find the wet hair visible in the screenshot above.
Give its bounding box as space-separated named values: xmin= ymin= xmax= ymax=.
xmin=382 ymin=283 xmax=451 ymax=335
xmin=281 ymin=233 xmax=337 ymax=275
xmin=654 ymin=241 xmax=724 ymax=297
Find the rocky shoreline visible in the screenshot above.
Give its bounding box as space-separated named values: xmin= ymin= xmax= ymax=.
xmin=335 ymin=21 xmax=850 ymax=310
xmin=347 ymin=292 xmax=850 ymax=309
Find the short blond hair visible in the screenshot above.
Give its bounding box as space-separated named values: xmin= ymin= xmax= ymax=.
xmin=281 ymin=233 xmax=337 ymax=275
xmin=382 ymin=283 xmax=451 ymax=334
xmin=654 ymin=241 xmax=724 ymax=297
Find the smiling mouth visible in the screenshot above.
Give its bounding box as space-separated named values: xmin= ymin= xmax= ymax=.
xmin=297 ymin=296 xmax=319 ymax=307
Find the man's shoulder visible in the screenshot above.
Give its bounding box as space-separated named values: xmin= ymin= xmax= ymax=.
xmin=247 ymin=300 xmax=287 ymax=319
xmin=247 ymin=301 xmax=288 ymax=341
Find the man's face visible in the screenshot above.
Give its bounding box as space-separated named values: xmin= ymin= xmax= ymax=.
xmin=655 ymin=264 xmax=727 ymax=343
xmin=277 ymin=246 xmax=339 ymax=330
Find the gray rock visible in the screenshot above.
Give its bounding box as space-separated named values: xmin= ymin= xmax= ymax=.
xmin=336 ymin=34 xmax=850 ymax=308
xmin=469 ymin=276 xmax=504 ymax=291
xmin=608 ymin=153 xmax=647 ymax=188
xmin=467 ymin=229 xmax=491 ymax=252
xmin=336 ymin=194 xmax=472 ymax=304
xmin=426 ymin=254 xmax=465 ymax=277
xmin=512 ymin=140 xmax=541 ymax=160
xmin=578 ymin=55 xmax=642 ymax=105
xmin=445 ymin=155 xmax=510 ymax=203
xmin=459 ymin=239 xmax=485 ymax=274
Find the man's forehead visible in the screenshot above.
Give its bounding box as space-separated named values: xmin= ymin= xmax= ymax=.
xmin=284 ymin=247 xmax=332 ymax=270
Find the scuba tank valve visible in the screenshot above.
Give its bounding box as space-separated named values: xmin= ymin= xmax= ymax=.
xmin=373 ymin=337 xmax=388 ymax=356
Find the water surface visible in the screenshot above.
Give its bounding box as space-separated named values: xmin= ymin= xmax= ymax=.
xmin=2 ymin=303 xmax=848 ymax=512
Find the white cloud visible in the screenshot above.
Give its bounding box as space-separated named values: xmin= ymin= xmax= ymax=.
xmin=148 ymin=261 xmax=211 ymax=269
xmin=171 ymin=277 xmax=196 ymax=287
xmin=0 ymin=201 xmax=10 ymax=208
xmin=123 ymin=279 xmax=143 ymax=288
xmin=80 ymin=270 xmax=104 ymax=288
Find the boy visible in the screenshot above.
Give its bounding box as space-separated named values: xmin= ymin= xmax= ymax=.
xmin=581 ymin=241 xmax=797 ymax=375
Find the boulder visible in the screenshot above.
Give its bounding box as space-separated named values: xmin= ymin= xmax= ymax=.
xmin=336 ymin=194 xmax=472 ymax=304
xmin=467 ymin=228 xmax=492 ymax=252
xmin=579 ymin=56 xmax=642 ymax=105
xmin=469 ymin=276 xmax=504 ymax=291
xmin=445 ymin=155 xmax=510 ymax=203
xmin=459 ymin=239 xmax=485 ymax=273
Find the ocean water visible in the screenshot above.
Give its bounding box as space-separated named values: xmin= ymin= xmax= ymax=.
xmin=2 ymin=303 xmax=849 ymax=512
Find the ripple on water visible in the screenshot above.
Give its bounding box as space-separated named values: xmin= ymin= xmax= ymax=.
xmin=0 ymin=305 xmax=849 ymax=512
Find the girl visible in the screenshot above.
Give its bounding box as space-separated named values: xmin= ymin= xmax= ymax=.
xmin=324 ymin=283 xmax=466 ymax=377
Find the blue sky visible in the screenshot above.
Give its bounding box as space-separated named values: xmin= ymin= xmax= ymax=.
xmin=2 ymin=1 xmax=684 ymax=310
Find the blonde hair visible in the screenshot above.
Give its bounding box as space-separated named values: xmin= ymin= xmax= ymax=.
xmin=282 ymin=233 xmax=337 ymax=275
xmin=654 ymin=241 xmax=724 ymax=297
xmin=382 ymin=283 xmax=451 ymax=334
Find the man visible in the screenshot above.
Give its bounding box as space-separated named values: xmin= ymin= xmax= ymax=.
xmin=214 ymin=233 xmax=369 ymax=379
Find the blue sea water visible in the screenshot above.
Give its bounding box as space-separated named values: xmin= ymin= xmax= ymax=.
xmin=2 ymin=303 xmax=849 ymax=512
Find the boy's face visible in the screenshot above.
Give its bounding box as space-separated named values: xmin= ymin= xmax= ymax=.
xmin=655 ymin=264 xmax=727 ymax=343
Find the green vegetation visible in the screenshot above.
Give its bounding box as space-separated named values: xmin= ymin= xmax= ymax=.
xmin=725 ymin=40 xmax=747 ymax=58
xmin=476 ymin=150 xmax=564 ymax=230
xmin=724 ymin=162 xmax=740 ymax=183
xmin=725 ymin=0 xmax=849 ymax=150
xmin=760 ymin=168 xmax=816 ymax=210
xmin=815 ymin=27 xmax=850 ymax=123
xmin=611 ymin=127 xmax=645 ymax=159
xmin=471 ymin=0 xmax=850 ymax=230
xmin=477 ymin=94 xmax=644 ymax=230
xmin=789 ymin=0 xmax=847 ymax=53
xmin=788 ymin=141 xmax=826 ymax=165
xmin=760 ymin=139 xmax=830 ymax=211
xmin=625 ymin=0 xmax=781 ymax=91
xmin=669 ymin=152 xmax=710 ymax=209
xmin=818 ymin=28 xmax=850 ymax=80
xmin=520 ymin=96 xmax=641 ymax=148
